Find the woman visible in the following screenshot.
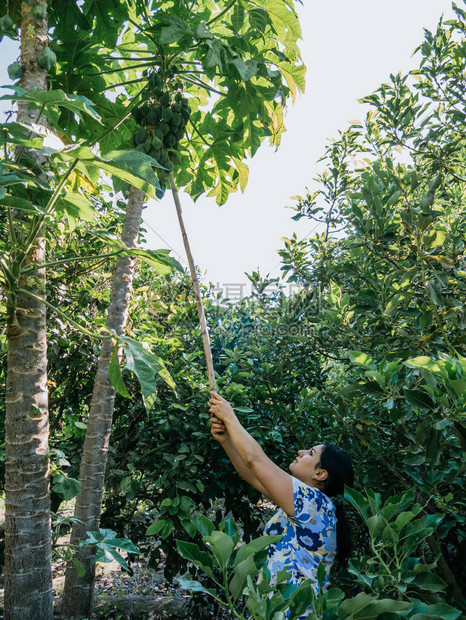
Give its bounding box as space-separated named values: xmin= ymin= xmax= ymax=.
xmin=209 ymin=391 xmax=354 ymax=597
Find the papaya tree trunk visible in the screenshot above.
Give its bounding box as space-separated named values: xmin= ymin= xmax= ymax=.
xmin=61 ymin=185 xmax=146 ymax=620
xmin=4 ymin=2 xmax=53 ymax=619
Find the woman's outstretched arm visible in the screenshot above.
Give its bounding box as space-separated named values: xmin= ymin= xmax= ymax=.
xmin=209 ymin=391 xmax=294 ymax=515
xmin=210 ymin=418 xmax=270 ymax=496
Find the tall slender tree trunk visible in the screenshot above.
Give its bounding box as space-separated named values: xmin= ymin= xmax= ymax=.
xmin=4 ymin=2 xmax=53 ymax=619
xmin=61 ymin=186 xmax=146 ymax=620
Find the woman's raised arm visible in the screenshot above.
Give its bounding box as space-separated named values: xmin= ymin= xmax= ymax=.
xmin=211 ymin=419 xmax=270 ymax=496
xmin=209 ymin=392 xmax=294 ymax=516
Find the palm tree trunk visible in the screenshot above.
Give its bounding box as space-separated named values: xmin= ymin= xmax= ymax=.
xmin=61 ymin=185 xmax=146 ymax=620
xmin=4 ymin=2 xmax=53 ymax=618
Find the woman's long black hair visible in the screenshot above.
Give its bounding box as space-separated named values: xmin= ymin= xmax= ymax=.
xmin=318 ymin=443 xmax=354 ymax=566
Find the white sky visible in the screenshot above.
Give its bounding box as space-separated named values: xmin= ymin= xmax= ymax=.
xmin=143 ymin=0 xmax=456 ymax=296
xmin=0 ymin=1 xmax=456 ymax=297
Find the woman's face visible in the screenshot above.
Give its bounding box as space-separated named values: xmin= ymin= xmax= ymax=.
xmin=289 ymin=444 xmax=327 ymax=487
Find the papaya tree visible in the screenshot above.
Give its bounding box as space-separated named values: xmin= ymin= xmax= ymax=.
xmin=51 ymin=0 xmax=305 ymax=615
xmin=0 ymin=2 xmax=180 ymax=618
xmin=1 ymin=1 xmax=54 ymax=617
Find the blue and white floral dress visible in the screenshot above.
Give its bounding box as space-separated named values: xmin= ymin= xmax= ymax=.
xmin=264 ymin=477 xmax=337 ymax=594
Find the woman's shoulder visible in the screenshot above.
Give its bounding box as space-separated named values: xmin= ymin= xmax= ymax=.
xmin=292 ymin=477 xmax=336 ymax=510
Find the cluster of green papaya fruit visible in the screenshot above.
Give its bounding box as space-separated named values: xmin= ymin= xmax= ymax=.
xmin=7 ymin=44 xmax=57 ymax=80
xmin=3 ymin=4 xmax=57 ymax=79
xmin=131 ymin=68 xmax=190 ymax=198
xmin=1 ymin=2 xmax=46 ymax=35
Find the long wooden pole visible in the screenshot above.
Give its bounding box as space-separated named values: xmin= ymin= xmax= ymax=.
xmin=169 ymin=172 xmax=217 ymax=392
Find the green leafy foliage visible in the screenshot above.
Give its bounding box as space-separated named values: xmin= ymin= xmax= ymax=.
xmin=0 ymin=85 xmax=101 ymax=122
xmin=47 ymin=0 xmax=305 ymax=203
xmin=52 ymin=474 xmax=81 ymax=501
xmin=80 ymin=528 xmax=139 ymax=571
xmin=173 ymin=511 xmax=457 ymax=619
xmin=274 ymin=6 xmax=466 ymax=611
xmin=0 ymin=2 xmax=464 ymax=618
xmin=174 ymin=515 xmax=315 ymax=618
xmin=117 ymin=334 xmax=177 ymax=411
xmin=345 ymin=488 xmax=447 ymax=597
xmin=50 ymin=512 xmax=86 ymax=577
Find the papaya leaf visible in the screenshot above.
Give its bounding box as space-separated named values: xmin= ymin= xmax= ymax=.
xmin=80 ymin=529 xmax=138 ymax=571
xmin=118 ymin=335 xmax=177 ymax=412
xmin=229 ymin=58 xmax=258 ymax=81
xmin=129 ymin=248 xmax=183 ymax=274
xmin=0 ymin=196 xmax=46 ymax=214
xmin=0 ymin=86 xmax=101 ymax=122
xmin=109 ymin=345 xmax=131 ymax=399
xmin=55 ymin=192 xmax=96 ymax=231
xmin=52 ymin=475 xmax=81 ymax=500
xmin=80 ymin=0 xmax=129 ymax=47
xmin=159 ymin=15 xmax=193 ymax=44
xmin=58 ymin=147 xmax=161 ymax=194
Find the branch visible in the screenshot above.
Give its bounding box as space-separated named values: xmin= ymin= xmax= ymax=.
xmin=20 ymin=250 xmax=124 ymax=275
xmin=127 ymin=16 xmax=161 ymax=49
xmin=20 ymin=159 xmax=80 ymax=265
xmin=188 ymin=117 xmax=212 ymax=147
xmin=141 ymin=2 xmax=152 ymax=27
xmin=178 ymin=60 xmax=202 ymax=66
xmin=85 ymin=91 xmax=146 ymax=148
xmin=102 ymin=55 xmax=155 ymax=61
xmin=22 ymin=215 xmax=46 ymax=267
xmin=432 ymin=303 xmax=456 ymax=357
xmin=46 ymin=160 xmax=79 ymax=215
xmin=0 ymin=258 xmax=15 ymax=286
xmin=63 ymin=257 xmax=113 ymax=286
xmin=110 ymin=48 xmax=155 ymax=55
xmin=444 ymin=165 xmax=466 ymax=182
xmin=182 ymin=74 xmax=225 ymax=96
xmin=207 ymin=0 xmax=238 ymax=26
xmin=433 ymin=75 xmax=465 ymax=113
xmin=15 ymin=288 xmax=113 ymax=341
xmin=97 ymin=77 xmax=148 ymax=92
xmin=178 ymin=70 xmax=204 ymax=75
xmin=86 ymin=63 xmax=153 ymax=76
xmin=7 ymin=207 xmax=17 ymax=246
